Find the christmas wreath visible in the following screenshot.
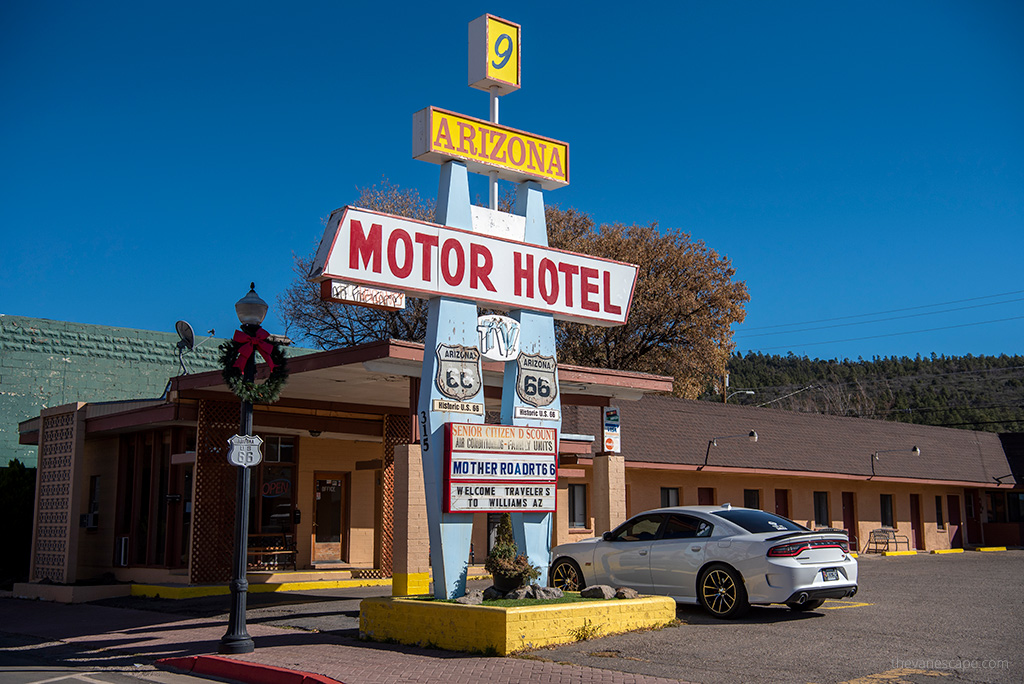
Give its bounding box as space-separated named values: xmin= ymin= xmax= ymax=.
xmin=219 ymin=327 xmax=289 ymax=404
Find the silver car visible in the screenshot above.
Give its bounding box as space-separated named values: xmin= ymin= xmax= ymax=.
xmin=549 ymin=504 xmax=858 ymax=618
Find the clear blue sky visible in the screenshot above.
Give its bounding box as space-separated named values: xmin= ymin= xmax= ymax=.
xmin=3 ymin=1 xmax=1022 ymax=362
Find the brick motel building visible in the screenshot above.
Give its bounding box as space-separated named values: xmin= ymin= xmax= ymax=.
xmin=9 ymin=321 xmax=1024 ymax=591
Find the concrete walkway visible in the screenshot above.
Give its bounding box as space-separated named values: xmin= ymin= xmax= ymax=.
xmin=0 ymin=597 xmax=690 ymax=684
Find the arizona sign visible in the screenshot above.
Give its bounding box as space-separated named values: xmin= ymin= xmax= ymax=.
xmin=309 ymin=206 xmax=638 ymax=326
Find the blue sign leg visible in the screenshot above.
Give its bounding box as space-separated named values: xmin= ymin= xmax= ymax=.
xmin=419 ymin=161 xmax=481 ymax=599
xmin=502 ymin=180 xmax=559 ymax=583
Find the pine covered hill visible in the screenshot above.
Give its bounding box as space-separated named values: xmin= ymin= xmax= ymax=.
xmin=708 ymin=352 xmax=1024 ymax=433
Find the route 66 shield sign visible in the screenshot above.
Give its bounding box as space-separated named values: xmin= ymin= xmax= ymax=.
xmin=435 ymin=344 xmax=482 ymax=401
xmin=516 ymin=353 xmax=558 ymax=407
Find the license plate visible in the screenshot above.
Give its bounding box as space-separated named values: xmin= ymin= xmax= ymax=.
xmin=822 ymin=568 xmax=840 ymax=582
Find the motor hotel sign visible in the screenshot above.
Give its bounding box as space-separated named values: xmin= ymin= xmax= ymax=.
xmin=309 ymin=206 xmax=637 ymax=326
xmin=445 ymin=423 xmax=557 ymax=512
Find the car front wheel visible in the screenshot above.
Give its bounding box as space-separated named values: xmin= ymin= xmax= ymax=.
xmin=698 ymin=565 xmax=749 ymax=619
xmin=550 ymin=558 xmax=584 ymax=592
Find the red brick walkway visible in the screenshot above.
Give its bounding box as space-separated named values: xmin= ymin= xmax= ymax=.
xmin=0 ymin=598 xmax=689 ymax=684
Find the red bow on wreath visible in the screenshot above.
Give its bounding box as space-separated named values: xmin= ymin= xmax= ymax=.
xmin=232 ymin=328 xmax=276 ymax=372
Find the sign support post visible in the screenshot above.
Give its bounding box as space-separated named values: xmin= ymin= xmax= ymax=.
xmin=418 ymin=160 xmax=483 ymax=599
xmin=500 ymin=179 xmax=559 ymax=580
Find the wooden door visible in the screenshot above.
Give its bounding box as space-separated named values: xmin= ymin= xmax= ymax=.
xmin=841 ymin=491 xmax=858 ymax=550
xmin=313 ymin=473 xmax=348 ymax=563
xmin=947 ymin=494 xmax=963 ymax=547
xmin=775 ymin=489 xmax=790 ymax=518
xmin=909 ymin=493 xmax=924 ymax=550
xmin=698 ymin=487 xmax=715 ymax=506
xmin=964 ymin=488 xmax=983 ymax=546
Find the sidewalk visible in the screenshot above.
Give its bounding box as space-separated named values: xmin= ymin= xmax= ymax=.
xmin=0 ymin=596 xmax=690 ymax=684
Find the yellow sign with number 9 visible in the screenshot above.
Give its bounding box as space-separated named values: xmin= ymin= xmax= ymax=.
xmin=469 ymin=14 xmax=521 ymax=94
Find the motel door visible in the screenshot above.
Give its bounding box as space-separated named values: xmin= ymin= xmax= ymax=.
xmin=841 ymin=492 xmax=858 ymax=551
xmin=947 ymin=494 xmax=963 ymax=547
xmin=909 ymin=494 xmax=924 ymax=550
xmin=964 ymin=488 xmax=983 ymax=546
xmin=775 ymin=489 xmax=790 ymax=518
xmin=314 ymin=474 xmax=348 ymax=563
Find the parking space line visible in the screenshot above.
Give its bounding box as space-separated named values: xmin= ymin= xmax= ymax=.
xmin=821 ymin=600 xmax=873 ymax=610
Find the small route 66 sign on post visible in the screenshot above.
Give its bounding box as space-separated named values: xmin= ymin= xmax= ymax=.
xmin=227 ymin=434 xmax=263 ymax=467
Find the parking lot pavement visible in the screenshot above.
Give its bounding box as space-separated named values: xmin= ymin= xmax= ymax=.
xmin=537 ymin=551 xmax=1024 ymax=684
xmin=2 ymin=553 xmax=1020 ymax=684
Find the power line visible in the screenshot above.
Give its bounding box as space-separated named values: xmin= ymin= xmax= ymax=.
xmin=740 ymin=289 xmax=1024 ymax=331
xmin=736 ymin=297 xmax=1024 ymax=339
xmin=744 ymin=315 xmax=1024 ymax=352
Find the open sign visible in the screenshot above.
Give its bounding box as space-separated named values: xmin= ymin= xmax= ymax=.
xmin=262 ymin=479 xmax=291 ymax=498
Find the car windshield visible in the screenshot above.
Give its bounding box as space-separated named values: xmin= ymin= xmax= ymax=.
xmin=712 ymin=509 xmax=808 ymax=533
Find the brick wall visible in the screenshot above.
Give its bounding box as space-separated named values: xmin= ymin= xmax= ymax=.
xmin=0 ymin=315 xmax=226 ymax=467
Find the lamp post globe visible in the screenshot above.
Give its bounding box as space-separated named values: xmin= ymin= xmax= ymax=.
xmin=235 ymin=282 xmax=268 ymax=327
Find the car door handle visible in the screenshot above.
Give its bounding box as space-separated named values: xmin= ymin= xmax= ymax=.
xmin=691 ymin=546 xmax=701 ymax=552
xmin=639 ymin=550 xmax=648 ymax=556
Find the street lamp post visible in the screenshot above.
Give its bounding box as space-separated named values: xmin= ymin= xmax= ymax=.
xmin=869 ymin=445 xmax=920 ymax=480
xmin=219 ymin=284 xmax=269 ymax=655
xmin=725 ymin=390 xmax=754 ymax=404
xmin=699 ymin=430 xmax=758 ymax=470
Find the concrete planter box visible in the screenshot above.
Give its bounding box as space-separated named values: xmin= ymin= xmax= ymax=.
xmin=359 ymin=594 xmax=677 ymax=655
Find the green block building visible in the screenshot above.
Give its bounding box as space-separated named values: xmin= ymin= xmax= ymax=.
xmin=0 ymin=315 xmax=231 ymax=467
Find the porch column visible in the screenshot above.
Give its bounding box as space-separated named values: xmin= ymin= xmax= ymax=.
xmin=593 ymin=453 xmax=626 ymax=535
xmin=392 ymin=444 xmax=430 ymax=595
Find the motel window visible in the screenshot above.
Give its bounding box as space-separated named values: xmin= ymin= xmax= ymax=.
xmin=880 ymin=494 xmax=895 ymax=528
xmin=568 ymin=484 xmax=588 ymax=528
xmin=813 ymin=491 xmax=830 ymax=527
xmin=743 ymin=489 xmax=760 ymax=510
xmin=935 ymin=496 xmax=945 ymax=529
xmin=661 ymin=487 xmax=679 ymax=507
xmin=1008 ymin=493 xmax=1024 ymax=523
xmin=986 ymin=491 xmax=1008 ymax=523
xmin=248 ymin=436 xmax=298 ymax=534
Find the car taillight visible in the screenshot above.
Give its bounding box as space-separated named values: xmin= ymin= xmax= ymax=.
xmin=768 ymin=539 xmax=849 ymax=557
xmin=768 ymin=542 xmax=808 ymax=557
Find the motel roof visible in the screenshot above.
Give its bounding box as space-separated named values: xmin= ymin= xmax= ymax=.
xmin=562 ymin=395 xmax=1017 ymax=488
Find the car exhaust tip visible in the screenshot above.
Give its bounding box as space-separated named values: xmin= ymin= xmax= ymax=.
xmin=796 ymin=592 xmax=809 ymax=604
xmin=847 ymin=587 xmax=858 ymax=598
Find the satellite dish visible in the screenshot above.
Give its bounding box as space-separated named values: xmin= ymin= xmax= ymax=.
xmin=175 ymin=321 xmax=196 ymax=375
xmin=175 ymin=321 xmax=195 ymax=351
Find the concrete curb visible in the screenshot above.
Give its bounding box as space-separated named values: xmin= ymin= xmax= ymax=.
xmin=157 ymin=655 xmax=340 ymax=684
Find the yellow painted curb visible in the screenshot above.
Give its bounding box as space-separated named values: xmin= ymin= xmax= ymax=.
xmin=360 ymin=594 xmax=677 ymax=655
xmin=881 ymin=550 xmax=917 ymax=556
xmin=849 ymin=552 xmax=858 ymax=559
xmin=131 ymin=570 xmax=491 ymax=600
xmin=930 ymin=548 xmax=964 ymax=554
xmin=132 ymin=577 xmax=394 ymax=599
xmin=972 ymin=546 xmax=1007 ymax=552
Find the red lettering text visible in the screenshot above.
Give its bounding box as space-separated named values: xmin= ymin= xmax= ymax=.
xmin=470 ymin=243 xmax=495 ymax=291
xmin=387 ymin=229 xmax=413 ymax=278
xmin=442 ymin=238 xmax=465 ymax=286
xmin=580 ymin=267 xmax=599 ymax=311
xmin=349 ymin=220 xmax=381 ymax=273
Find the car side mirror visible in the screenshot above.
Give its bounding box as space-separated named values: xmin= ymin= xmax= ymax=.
xmin=602 ymin=531 xmax=613 ymax=541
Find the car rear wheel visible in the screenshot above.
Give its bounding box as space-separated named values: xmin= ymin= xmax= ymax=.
xmin=550 ymin=558 xmax=584 ymax=592
xmin=787 ymin=598 xmax=825 ymax=611
xmin=698 ymin=565 xmax=749 ymax=619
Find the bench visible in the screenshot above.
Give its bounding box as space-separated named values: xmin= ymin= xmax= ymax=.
xmin=247 ymin=533 xmax=297 ymax=570
xmin=866 ymin=527 xmax=910 ymax=553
